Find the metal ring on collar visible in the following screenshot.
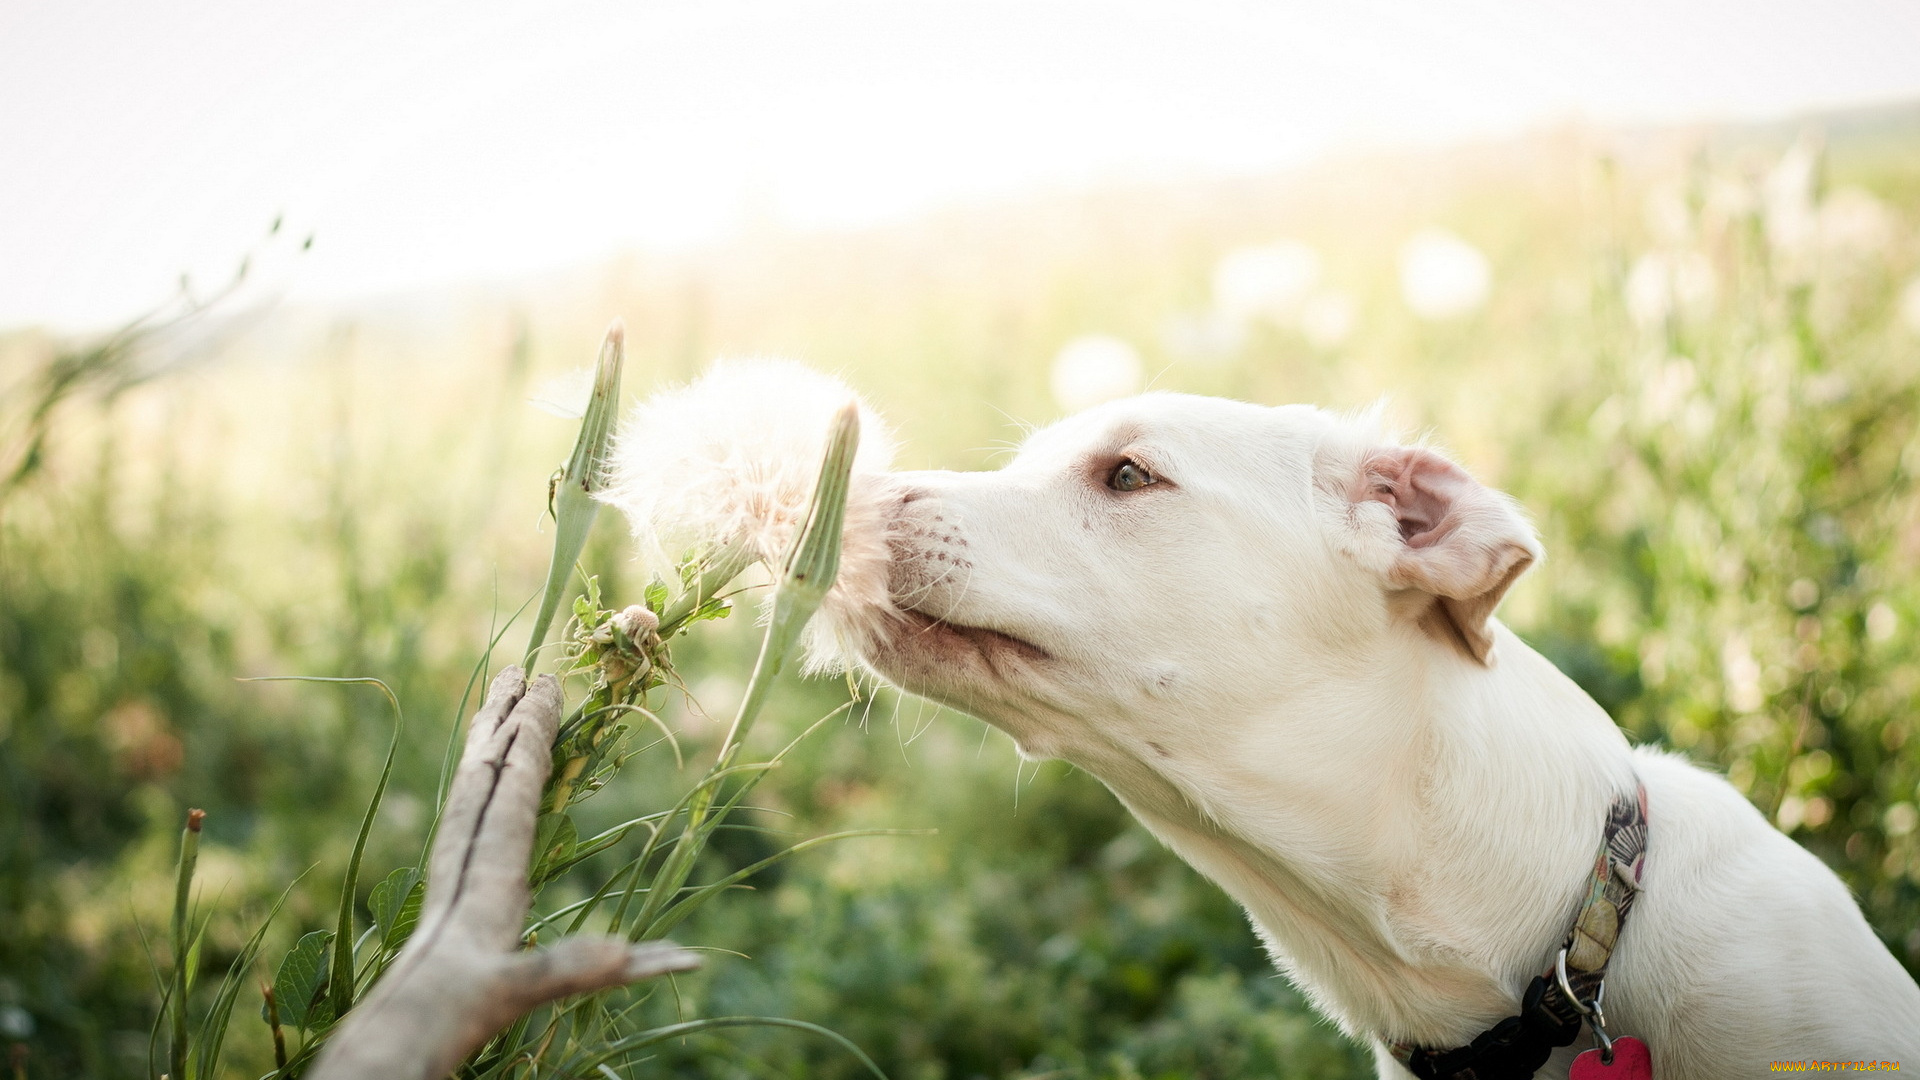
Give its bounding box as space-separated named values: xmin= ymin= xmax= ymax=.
xmin=1555 ymin=947 xmax=1616 ymax=1064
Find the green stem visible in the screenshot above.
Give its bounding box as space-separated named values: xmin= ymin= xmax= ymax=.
xmin=170 ymin=808 xmax=204 ymax=1080
xmin=657 ymin=540 xmax=758 ymax=637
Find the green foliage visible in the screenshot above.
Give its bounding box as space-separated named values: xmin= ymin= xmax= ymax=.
xmin=2 ymin=117 xmax=1918 ymax=1079
xmin=266 ymin=932 xmax=334 ymax=1035
xmin=365 ymin=868 xmax=422 ymax=957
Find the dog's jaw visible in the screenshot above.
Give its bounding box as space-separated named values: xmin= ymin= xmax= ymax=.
xmin=847 ymin=474 xmax=1080 ymax=741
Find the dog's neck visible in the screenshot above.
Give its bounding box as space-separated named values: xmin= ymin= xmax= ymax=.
xmin=1050 ymin=619 xmax=1636 ymax=1048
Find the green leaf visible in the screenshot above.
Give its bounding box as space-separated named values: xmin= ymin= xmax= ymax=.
xmin=368 ymin=866 xmax=422 ymax=947
xmin=265 ymin=929 xmax=334 ymax=1032
xmin=530 ymin=812 xmax=579 ymax=885
xmin=334 ymin=680 xmax=403 ymax=1019
xmin=643 ymin=578 xmax=668 ymax=613
xmin=687 ymin=597 xmax=732 ymax=627
xmin=183 ymin=930 xmax=203 ymax=999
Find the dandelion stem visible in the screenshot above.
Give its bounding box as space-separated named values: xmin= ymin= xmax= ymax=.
xmin=655 ymin=539 xmax=757 ymax=637
xmin=719 ymin=401 xmax=858 ymax=755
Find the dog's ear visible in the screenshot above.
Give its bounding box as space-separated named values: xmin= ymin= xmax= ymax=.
xmin=1345 ymin=446 xmax=1540 ymax=664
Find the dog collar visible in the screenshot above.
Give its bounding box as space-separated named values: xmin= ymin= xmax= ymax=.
xmin=1389 ymin=782 xmax=1649 ymax=1080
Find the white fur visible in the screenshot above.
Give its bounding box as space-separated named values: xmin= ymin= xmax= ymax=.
xmin=832 ymin=392 xmax=1920 ymax=1078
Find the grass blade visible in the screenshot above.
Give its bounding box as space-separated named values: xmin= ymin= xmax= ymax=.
xmin=192 ymin=874 xmax=301 ymax=1079
xmin=565 ymin=1015 xmax=886 ymax=1079
xmin=241 ymin=675 xmax=403 ymax=1023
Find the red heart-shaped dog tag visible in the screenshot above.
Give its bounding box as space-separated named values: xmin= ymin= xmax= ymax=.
xmin=1571 ymin=1037 xmax=1652 ymax=1079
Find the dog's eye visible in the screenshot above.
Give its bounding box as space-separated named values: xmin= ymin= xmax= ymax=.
xmin=1108 ymin=460 xmax=1155 ymax=492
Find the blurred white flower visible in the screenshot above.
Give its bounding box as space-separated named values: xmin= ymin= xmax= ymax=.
xmin=1815 ymin=187 xmax=1896 ymax=260
xmin=1867 ymin=602 xmax=1899 ymax=643
xmin=1884 ymin=802 xmax=1918 ymax=838
xmin=1721 ymin=632 xmax=1765 ymax=714
xmin=1299 ymin=291 xmax=1357 ymax=348
xmin=1776 ymin=794 xmax=1806 ymax=833
xmin=1399 ymin=229 xmax=1490 ymax=319
xmin=1787 ymin=578 xmax=1820 ymax=610
xmin=1050 ymin=335 xmax=1144 ymax=413
xmin=1804 ymin=371 xmax=1851 ymax=406
xmin=1625 ymin=250 xmax=1717 ymax=329
xmin=1212 ymin=242 xmax=1321 ymax=323
xmin=1703 ymin=176 xmax=1759 ymax=232
xmin=1764 ymin=135 xmax=1821 ymax=261
xmin=0 ymin=1005 xmax=32 ymax=1040
xmin=529 ymin=367 xmax=597 ymax=418
xmin=1159 ymin=311 xmax=1244 ymax=364
xmin=1640 ymin=356 xmax=1698 ymax=424
xmin=1899 ymin=277 xmax=1920 ymax=334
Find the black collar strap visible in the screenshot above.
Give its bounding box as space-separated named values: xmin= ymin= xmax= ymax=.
xmin=1389 ymin=784 xmax=1649 ymax=1080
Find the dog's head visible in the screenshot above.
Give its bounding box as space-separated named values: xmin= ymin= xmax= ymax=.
xmin=820 ymin=392 xmax=1540 ymax=762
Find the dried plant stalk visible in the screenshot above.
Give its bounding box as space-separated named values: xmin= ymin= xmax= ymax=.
xmin=307 ymin=668 xmax=698 ymax=1080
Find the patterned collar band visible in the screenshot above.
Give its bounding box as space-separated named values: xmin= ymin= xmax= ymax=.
xmin=1390 ymin=783 xmax=1650 ymax=1080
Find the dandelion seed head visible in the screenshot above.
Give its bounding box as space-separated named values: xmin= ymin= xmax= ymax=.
xmin=612 ymin=605 xmax=659 ymax=640
xmin=600 ymin=357 xmax=896 ymax=598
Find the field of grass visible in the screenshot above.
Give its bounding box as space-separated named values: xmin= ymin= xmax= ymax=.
xmin=3 ymin=112 xmax=1919 ymax=1079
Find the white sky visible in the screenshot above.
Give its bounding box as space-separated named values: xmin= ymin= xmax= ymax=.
xmin=4 ymin=0 xmax=1919 ymax=330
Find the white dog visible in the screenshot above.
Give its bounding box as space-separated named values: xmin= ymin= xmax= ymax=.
xmin=823 ymin=393 xmax=1920 ymax=1078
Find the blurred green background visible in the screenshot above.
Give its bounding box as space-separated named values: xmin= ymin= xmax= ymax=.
xmin=4 ymin=112 xmax=1920 ymax=1079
